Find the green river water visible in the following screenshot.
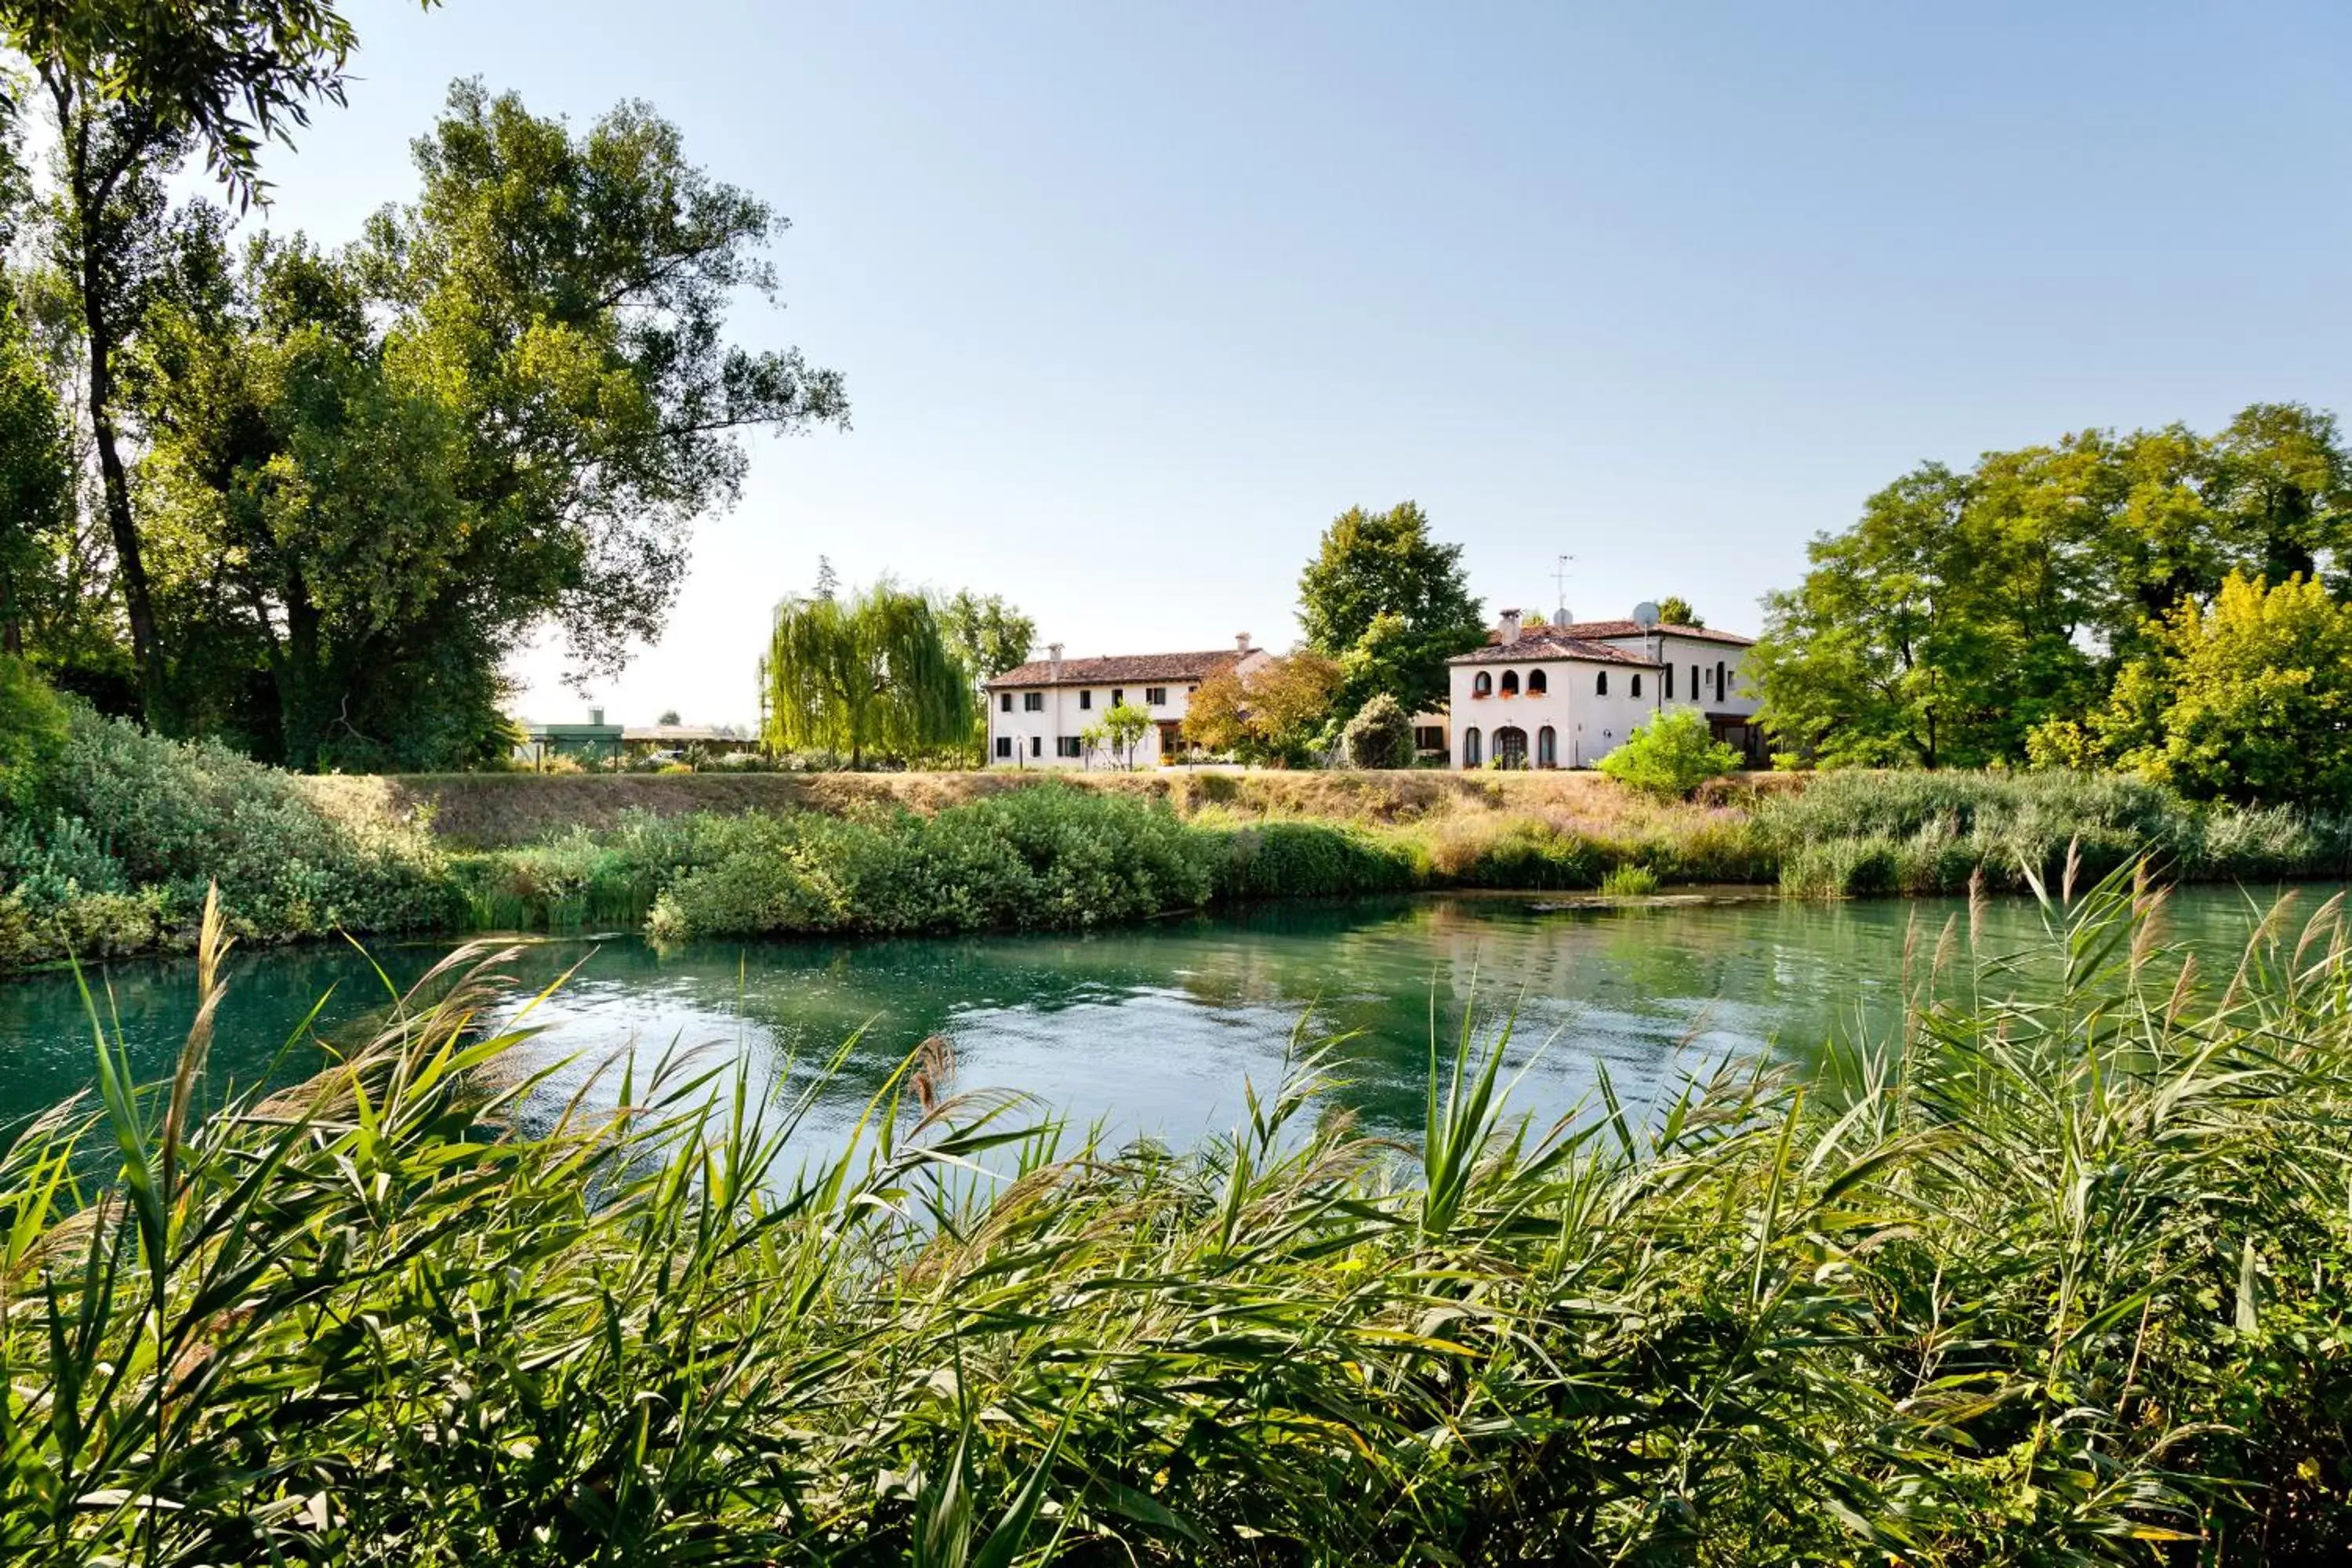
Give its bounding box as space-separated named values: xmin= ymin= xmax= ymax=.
xmin=0 ymin=885 xmax=2323 ymax=1155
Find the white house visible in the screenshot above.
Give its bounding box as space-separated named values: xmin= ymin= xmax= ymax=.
xmin=1447 ymin=608 xmax=1761 ymax=770
xmin=986 ymin=635 xmax=1272 ymax=768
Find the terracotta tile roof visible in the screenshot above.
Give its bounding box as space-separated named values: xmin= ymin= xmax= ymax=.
xmin=987 ymin=648 xmax=1258 ymax=689
xmin=1490 ymin=619 xmax=1755 ymax=648
xmin=1450 ymin=635 xmax=1661 ymax=667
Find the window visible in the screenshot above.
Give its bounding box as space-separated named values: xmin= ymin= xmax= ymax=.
xmin=1715 ymin=660 xmax=1727 ymax=698
xmin=1029 ymin=736 xmax=1042 ymax=757
xmin=1632 ymin=673 xmax=1642 ymax=698
xmin=1527 ymin=669 xmax=1547 ymax=695
xmin=1057 ymin=736 xmax=1083 ymax=758
xmin=1000 ymin=691 xmax=1013 ymax=713
xmin=1079 ymin=689 xmax=1092 ymax=710
xmin=1501 ymin=670 xmax=1520 ymax=696
xmin=1691 ymin=664 xmax=1700 ymax=700
xmin=1023 ymin=691 xmax=1044 ymax=712
xmin=1111 ymin=688 xmax=1123 ymax=707
xmin=1145 ymin=686 xmax=1167 ymax=706
xmin=1463 ymin=727 xmax=1483 ymax=768
xmin=1537 ymin=725 xmax=1556 ymax=767
xmin=1473 ymin=671 xmax=1493 ymax=698
xmin=1595 ymin=671 xmax=1609 ymax=696
xmin=1665 ymin=664 xmax=1675 ymax=700
xmin=995 ymin=736 xmax=1012 ymax=759
xmin=1414 ymin=725 xmax=1446 ymax=752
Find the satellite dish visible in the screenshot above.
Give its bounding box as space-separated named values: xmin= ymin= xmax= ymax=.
xmin=1632 ymin=601 xmax=1662 ymax=629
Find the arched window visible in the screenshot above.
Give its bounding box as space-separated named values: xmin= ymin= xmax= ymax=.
xmin=1715 ymin=660 xmax=1727 ymax=698
xmin=1472 ymin=671 xmax=1492 ymax=698
xmin=1595 ymin=670 xmax=1609 ymax=696
xmin=1632 ymin=673 xmax=1642 ymax=698
xmin=1537 ymin=725 xmax=1557 ymax=768
xmin=1527 ymin=668 xmax=1548 ymax=695
xmin=1500 ymin=670 xmax=1520 ymax=696
xmin=1463 ymin=727 xmax=1483 ymax=768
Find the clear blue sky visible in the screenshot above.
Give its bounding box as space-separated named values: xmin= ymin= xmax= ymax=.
xmin=240 ymin=1 xmax=2352 ymax=726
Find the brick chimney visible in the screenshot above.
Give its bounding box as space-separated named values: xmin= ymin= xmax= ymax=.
xmin=1236 ymin=631 xmax=1251 ymax=655
xmin=1499 ymin=608 xmax=1523 ymax=645
xmin=1047 ymin=642 xmax=1064 ymax=680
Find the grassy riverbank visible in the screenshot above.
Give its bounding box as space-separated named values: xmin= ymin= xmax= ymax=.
xmin=5 ymin=706 xmax=2350 ymax=967
xmin=9 ymin=872 xmax=2352 ymax=1561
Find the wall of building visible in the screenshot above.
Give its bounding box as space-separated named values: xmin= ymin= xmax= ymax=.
xmin=985 ymin=678 xmax=1207 ymax=768
xmin=1448 ymin=659 xmax=1660 ymax=769
xmin=1604 ymin=633 xmax=1759 ymax=717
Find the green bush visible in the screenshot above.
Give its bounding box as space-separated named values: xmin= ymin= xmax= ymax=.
xmin=1598 ymin=708 xmax=1742 ymax=800
xmin=646 ymin=785 xmax=1222 ymax=942
xmin=0 ymin=654 xmax=69 ymax=808
xmin=1214 ymin=820 xmax=1419 ymax=899
xmin=0 ymin=703 xmax=452 ymax=959
xmin=1341 ymin=693 xmax=1414 ymax=769
xmin=1597 ymin=863 xmax=1660 ymax=895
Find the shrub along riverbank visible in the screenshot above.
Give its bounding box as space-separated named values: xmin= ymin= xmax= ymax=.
xmin=5 ymin=703 xmax=2351 ymax=967
xmin=8 ymin=870 xmax=2352 ymax=1561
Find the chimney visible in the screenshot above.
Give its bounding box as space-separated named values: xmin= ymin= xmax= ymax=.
xmin=1500 ymin=608 xmax=1522 ymax=645
xmin=1236 ymin=632 xmax=1251 ymax=655
xmin=1047 ymin=641 xmax=1064 ymax=680
xmin=590 ymin=706 xmax=605 ymax=728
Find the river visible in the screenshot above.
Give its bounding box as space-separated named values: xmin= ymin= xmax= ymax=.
xmin=0 ymin=885 xmax=2321 ymax=1154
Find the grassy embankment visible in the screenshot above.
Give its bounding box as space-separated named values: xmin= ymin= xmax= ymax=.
xmin=7 ymin=870 xmax=2352 ymax=1561
xmin=6 ymin=702 xmax=2350 ymax=967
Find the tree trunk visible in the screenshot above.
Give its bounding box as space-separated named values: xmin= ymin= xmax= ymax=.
xmin=278 ymin=577 xmax=325 ymax=772
xmin=62 ymin=107 xmax=164 ymax=724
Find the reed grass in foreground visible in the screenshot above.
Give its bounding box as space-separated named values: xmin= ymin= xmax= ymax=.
xmin=5 ymin=867 xmax=2352 ymax=1564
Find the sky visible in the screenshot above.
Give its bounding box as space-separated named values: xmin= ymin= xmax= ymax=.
xmin=225 ymin=1 xmax=2352 ymax=728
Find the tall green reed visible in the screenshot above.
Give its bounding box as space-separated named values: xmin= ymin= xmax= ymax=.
xmin=6 ymin=862 xmax=2352 ymax=1563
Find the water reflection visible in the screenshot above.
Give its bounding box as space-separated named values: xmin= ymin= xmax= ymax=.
xmin=0 ymin=887 xmax=2314 ymax=1160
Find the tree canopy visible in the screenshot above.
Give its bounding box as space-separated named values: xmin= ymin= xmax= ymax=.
xmin=1298 ymin=502 xmax=1485 ymax=718
xmin=762 ymin=580 xmax=973 ymax=766
xmin=1654 ymin=596 xmax=1702 ymax=629
xmin=2044 ymin=573 xmax=2352 ymax=805
xmin=1181 ymin=652 xmax=1341 ymax=768
xmin=120 ymin=82 xmax=847 ymax=768
xmin=1751 ymin=404 xmax=2352 ymax=781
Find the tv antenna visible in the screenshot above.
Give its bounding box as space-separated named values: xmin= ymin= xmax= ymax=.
xmin=1552 ymin=553 xmax=1575 ymax=624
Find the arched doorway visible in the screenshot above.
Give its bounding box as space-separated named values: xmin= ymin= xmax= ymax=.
xmin=1492 ymin=726 xmax=1528 ymax=769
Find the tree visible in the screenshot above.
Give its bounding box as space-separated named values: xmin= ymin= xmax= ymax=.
xmin=1298 ymin=502 xmax=1486 ymax=717
xmin=656 ymin=710 xmax=681 ymax=726
xmin=0 ymin=299 xmax=72 ymax=659
xmin=935 ymin=590 xmax=1035 ymax=684
xmin=1654 ymin=596 xmax=1702 ymax=629
xmin=1599 ymin=709 xmax=1742 ymax=800
xmin=1097 ymin=701 xmax=1152 ymax=770
xmin=1182 ymin=651 xmax=1341 ymax=767
xmin=762 ymin=580 xmax=972 ymax=767
xmin=2059 ymin=573 xmax=2352 ymax=806
xmin=1341 ymin=692 xmax=1413 ymax=768
xmin=126 ymin=82 xmax=848 ymax=768
xmin=1180 ymin=666 xmax=1249 ymax=756
xmin=6 ymin=0 xmax=412 ymax=718
xmin=0 ymin=654 xmax=69 ymax=807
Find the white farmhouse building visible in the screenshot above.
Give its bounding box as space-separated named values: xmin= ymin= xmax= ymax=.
xmin=986 ymin=635 xmax=1271 ymax=768
xmin=1447 ymin=608 xmax=1762 ymax=770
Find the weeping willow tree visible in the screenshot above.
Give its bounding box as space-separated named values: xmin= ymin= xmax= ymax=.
xmin=763 ymin=581 xmax=975 ymax=765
